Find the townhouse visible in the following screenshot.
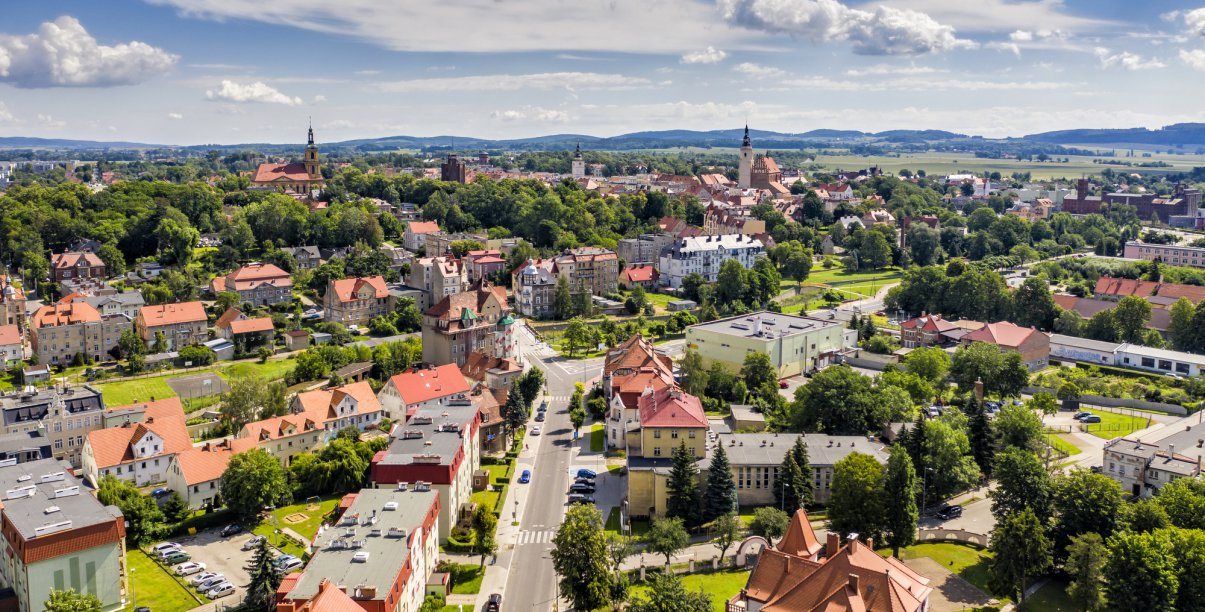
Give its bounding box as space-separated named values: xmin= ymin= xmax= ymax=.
xmin=81 ymin=398 xmax=191 ymax=487
xmin=421 ymin=280 xmax=515 ymax=367
xmin=166 ymin=438 xmax=255 ymax=510
xmin=553 ymin=247 xmax=619 ymax=297
xmin=659 ymin=234 xmax=765 ymax=289
xmin=0 ymin=324 xmax=21 ymax=366
xmin=49 ymin=251 xmax=106 ymax=282
xmin=0 ymin=386 xmax=106 ymax=467
xmin=324 ymin=276 xmax=394 ymax=327
xmin=404 ymin=220 xmax=441 ymax=252
xmin=136 ymin=302 xmax=208 ymax=350
xmin=962 ymin=321 xmax=1050 ymax=371
xmin=30 ymin=301 xmax=131 ymax=365
xmin=211 ymin=262 xmax=294 ymax=306
xmin=511 ymin=258 xmax=558 ymax=319
xmin=407 ymin=256 xmax=467 ymax=312
xmin=291 ymin=381 xmax=385 ymax=442
xmin=377 ymin=364 xmax=471 ymax=422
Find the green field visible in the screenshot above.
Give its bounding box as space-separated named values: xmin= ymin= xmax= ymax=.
xmin=589 ymin=423 xmax=604 ymax=452
xmin=888 ymin=542 xmax=993 ymax=594
xmin=804 ymin=268 xmax=902 ymax=286
xmin=1019 ymin=578 xmax=1077 ymax=611
xmin=445 ymin=563 xmax=486 ymax=594
xmin=125 ymin=550 xmax=204 ymax=612
xmin=1046 ymin=434 xmax=1081 ymax=457
xmin=809 ymin=151 xmax=1205 ymax=180
xmin=254 ymin=497 xmax=339 ymax=558
xmin=630 ymin=569 xmax=750 ymax=612
xmin=1080 ymin=411 xmax=1152 ymax=440
xmin=98 ymin=357 xmax=298 ymax=407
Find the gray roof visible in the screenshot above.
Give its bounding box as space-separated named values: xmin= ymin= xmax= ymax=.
xmin=690 ymin=312 xmax=841 ymax=340
xmin=0 ymin=386 xmax=104 ymax=427
xmin=376 ymin=403 xmax=479 ymax=467
xmin=717 ymin=433 xmax=889 ymax=467
xmin=83 ymin=292 xmax=145 ymax=308
xmin=284 ymin=245 xmax=321 ymax=258
xmin=729 ymin=405 xmax=765 ymax=423
xmin=1049 ymin=334 xmax=1121 ymax=354
xmin=289 ymin=487 xmax=439 ymax=601
xmin=0 ymin=458 xmax=121 ymax=541
xmin=0 ymin=430 xmax=52 ymax=462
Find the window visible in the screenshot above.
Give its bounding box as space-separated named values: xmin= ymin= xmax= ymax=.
xmin=653 ymin=447 xmax=662 ymax=457
xmin=671 ymin=430 xmax=679 ymax=439
xmin=1142 ymin=357 xmax=1156 ymax=368
xmin=1176 ymin=363 xmax=1191 ymax=374
xmin=688 ymin=430 xmax=696 ymax=439
xmin=653 ymin=430 xmax=661 ymax=439
xmin=54 ymin=440 xmax=62 ymax=450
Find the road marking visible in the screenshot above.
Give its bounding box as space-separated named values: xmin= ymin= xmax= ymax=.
xmin=517 ymin=530 xmax=555 ymax=545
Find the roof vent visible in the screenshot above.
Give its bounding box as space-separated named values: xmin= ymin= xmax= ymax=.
xmin=353 ymin=551 xmax=370 ymax=563
xmin=44 ymin=506 xmax=60 ymax=514
xmin=384 ymin=501 xmax=399 ymax=511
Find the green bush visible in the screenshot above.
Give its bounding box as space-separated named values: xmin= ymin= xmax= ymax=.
xmin=171 ymin=508 xmax=234 ymax=536
xmin=495 ymin=477 xmax=510 ymax=484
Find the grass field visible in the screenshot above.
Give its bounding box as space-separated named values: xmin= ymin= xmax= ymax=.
xmin=809 ymin=150 xmax=1205 ymax=180
xmin=100 ymin=376 xmax=177 ymax=406
xmin=98 ymin=356 xmax=299 ymax=407
xmin=630 ymin=569 xmax=750 ymax=612
xmin=605 ymin=507 xmax=651 ymax=537
xmin=1081 ymin=411 xmax=1152 ymax=440
xmin=1046 ymin=434 xmax=1081 ymax=457
xmin=589 ymin=423 xmax=604 ymax=452
xmin=126 ymin=550 xmax=204 ymax=612
xmin=445 ymin=563 xmax=486 ymax=594
xmin=889 ymin=542 xmax=993 ymax=594
xmin=221 ymin=358 xmax=296 ymax=381
xmin=1019 ymin=578 xmax=1077 ymax=611
xmin=253 ymin=497 xmax=339 ymax=558
xmin=794 ymin=268 xmax=902 ymax=287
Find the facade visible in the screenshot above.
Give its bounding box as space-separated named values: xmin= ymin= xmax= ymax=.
xmin=603 ymin=335 xmax=675 ymax=452
xmin=718 ymin=433 xmax=889 ymax=505
xmin=1048 ymin=334 xmax=1120 ymax=367
xmin=290 ymin=382 xmax=386 ymax=443
xmin=166 ymin=438 xmax=254 ymax=510
xmin=251 ymin=126 xmax=324 ymax=193
xmin=31 ymin=301 xmax=132 ymax=365
xmin=378 ymin=364 xmax=472 ymax=422
xmin=460 ymin=352 xmax=522 ymax=391
xmin=211 ymin=262 xmax=293 ymax=306
xmin=275 ymin=488 xmax=440 ymax=612
xmin=659 ymin=234 xmax=765 ymax=289
xmin=898 ymin=313 xmax=960 ymax=348
xmin=619 ymin=264 xmax=660 ymax=290
xmin=616 ymin=233 xmax=674 ymax=266
xmin=687 ymin=312 xmax=851 ymax=378
xmin=1101 ymin=413 xmax=1205 ymax=498
xmin=624 ymin=383 xmax=708 ymax=518
xmin=1124 ymin=240 xmax=1205 ymax=268
xmin=0 ymin=386 xmax=106 ymax=467
xmin=1116 ymin=344 xmax=1205 ymax=377
xmin=50 ymin=251 xmax=106 ymax=282
xmin=283 ymin=246 xmax=322 ymax=270
xmin=214 ymin=307 xmax=275 ymax=345
xmin=136 ymin=302 xmax=208 ymax=350
xmin=0 ymin=459 xmax=127 ymax=612
xmin=440 ymin=153 xmax=468 ymax=183
xmin=407 ymin=256 xmax=467 ymax=312
xmin=370 ymin=401 xmax=481 ymax=540
xmin=71 ymin=291 xmax=145 ymax=320
xmin=403 ymin=221 xmax=442 ymax=252
xmin=511 ymin=258 xmax=557 ymax=319
xmin=0 ymin=277 xmax=26 ymax=331
xmin=554 ymin=247 xmax=619 ymax=298
xmin=571 ymin=143 xmax=586 ymax=178
xmin=463 ymin=250 xmax=506 ymax=284
xmin=962 ymin=321 xmax=1050 ymax=371
xmin=421 ymin=281 xmax=514 ymax=367
xmin=324 ymin=276 xmax=394 ymax=326
xmin=81 ymin=398 xmax=191 ymax=487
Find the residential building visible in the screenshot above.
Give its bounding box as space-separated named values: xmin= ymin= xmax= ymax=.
xmin=290 ymin=381 xmax=385 ymax=442
xmin=463 ymin=250 xmax=506 ymax=284
xmin=166 ymin=438 xmax=254 ymax=510
xmin=718 ymin=433 xmax=889 ymax=505
xmin=0 ymin=459 xmax=127 ymax=612
xmin=275 ymin=487 xmax=441 ymax=612
xmin=962 ymin=321 xmax=1050 ymax=370
xmin=80 ymin=398 xmax=190 ymax=487
xmin=67 ymin=291 xmax=145 ymax=320
xmin=729 ymin=516 xmax=931 ymax=612
xmin=0 ymin=430 xmax=51 ymax=464
xmin=703 ymin=204 xmax=768 ymax=236
xmin=210 ymin=262 xmax=293 ymax=306
xmin=1124 ymin=240 xmax=1205 ymax=268
xmin=554 ymin=247 xmax=619 ymax=297
xmin=408 ymin=256 xmax=467 ymax=312
xmin=626 ymin=386 xmax=708 ymax=518
xmin=404 ymin=221 xmax=441 ymax=252
xmin=426 ymin=232 xmax=490 ymax=260
xmin=421 ymin=280 xmax=514 ymax=367
xmin=378 ymin=364 xmax=472 ymax=422
xmin=620 ymin=264 xmax=660 ymax=290
xmin=0 ymin=386 xmax=105 ymax=467
xmin=616 ymin=233 xmax=674 ymax=266
xmin=250 ymin=126 xmax=324 ymax=194
xmin=214 ymin=307 xmax=275 ymax=345
xmin=898 ymin=313 xmax=960 ymax=348
xmin=136 ymin=302 xmax=208 ymax=350
xmin=282 ymin=245 xmax=322 ymax=270
xmin=0 ymin=324 xmax=21 ymax=366
xmin=603 ymin=335 xmax=676 ymax=452
xmin=49 ymin=251 xmax=106 ymax=282
xmin=659 ymin=234 xmax=765 ymax=289
xmin=687 ymin=312 xmax=851 ymax=378
xmin=31 ymin=301 xmax=132 ymax=365
xmin=237 ymin=411 xmax=325 ymax=468
xmin=471 ymin=386 xmax=509 ymax=453
xmin=370 ymin=401 xmax=481 ymax=540
xmin=0 ymin=277 xmax=26 ymax=331
xmin=1101 ymin=413 xmax=1205 ymax=498
xmin=511 ymin=258 xmax=557 ymax=319
xmin=324 ymin=276 xmax=394 ymax=326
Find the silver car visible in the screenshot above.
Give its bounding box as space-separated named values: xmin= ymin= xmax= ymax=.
xmin=206 ymin=582 xmax=236 ymax=599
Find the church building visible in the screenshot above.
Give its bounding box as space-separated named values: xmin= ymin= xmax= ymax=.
xmin=571 ymin=143 xmax=586 ymax=178
xmin=251 ymin=125 xmax=325 ymax=193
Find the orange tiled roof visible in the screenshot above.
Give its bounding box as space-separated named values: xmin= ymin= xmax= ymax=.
xmin=638 ymin=387 xmax=707 ymax=429
xmin=0 ymin=324 xmax=19 ymax=346
xmin=223 ymin=262 xmax=292 ymax=291
xmin=407 ymin=221 xmax=441 ymax=235
xmin=604 ymin=335 xmax=672 ymax=378
xmin=622 ymin=265 xmax=659 ymax=283
xmin=1157 ymin=283 xmax=1205 ymax=304
xmin=425 ymin=281 xmax=508 ymax=319
xmin=32 ymin=301 xmax=101 ymax=328
xmin=899 ymin=314 xmax=958 ymax=333
xmin=388 ymin=364 xmax=471 ymax=406
xmin=173 ymin=438 xmax=255 ymax=486
xmin=229 ymin=317 xmax=275 ymax=335
xmin=1094 ymin=276 xmax=1159 ymax=298
xmin=963 ymin=321 xmax=1038 ymax=349
xmin=87 ymin=398 xmax=192 ymax=470
xmin=214 ymin=307 xmax=244 ymax=329
xmin=294 ymin=381 xmax=382 ymax=422
xmin=461 ymin=352 xmax=521 ymax=382
xmin=777 ymin=509 xmax=823 ymax=559
xmin=50 ymin=251 xmax=104 ymax=270
xmin=330 ymin=276 xmax=388 ymax=303
xmin=753 ymin=539 xmax=930 ymax=612
xmin=252 ymin=162 xmax=314 ymax=183
xmin=140 ymin=301 xmax=207 ymax=327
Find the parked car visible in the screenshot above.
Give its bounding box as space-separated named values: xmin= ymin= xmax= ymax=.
xmin=155 ymin=545 xmax=183 ymax=559
xmin=219 ymin=523 xmax=243 ymax=537
xmin=486 ymin=593 xmax=502 ymax=612
xmin=1073 ymin=412 xmax=1093 ymax=421
xmin=273 ymin=554 xmax=299 ymax=568
xmin=538 ymin=401 xmax=548 ymax=413
xmin=151 ymin=541 xmax=181 ymax=555
xmin=574 ymin=476 xmax=595 ymax=486
xmin=530 ymin=426 xmax=541 ymax=436
xmin=242 ymin=535 xmax=266 ymax=551
xmin=935 ymin=505 xmax=963 ymax=520
xmin=196 ymin=574 xmax=227 ymax=591
xmin=567 ymin=494 xmax=596 ymax=505
xmin=534 ymin=412 xmax=545 ymax=422
xmin=569 ymin=483 xmax=596 ymax=494
xmin=925 ymin=406 xmax=942 ymax=418
xmin=1081 ymin=415 xmax=1102 ymax=424
xmin=151 ymin=488 xmax=170 ymax=498
xmin=1090 ymin=465 xmax=1103 ymax=473
xmin=207 ymin=582 xmax=236 ymax=599
xmin=190 ymin=572 xmax=220 ymax=586
xmin=576 ymin=469 xmax=597 ymax=479
xmin=162 ymin=551 xmax=191 ymax=564
xmin=174 ymin=561 xmax=206 ymax=576
xmin=279 ymin=557 xmax=305 ymax=572
xmin=518 ymin=469 xmax=531 ymax=484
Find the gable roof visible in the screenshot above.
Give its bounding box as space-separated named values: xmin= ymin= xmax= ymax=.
xmin=214 ymin=307 xmax=244 ymax=330
xmin=461 ymin=352 xmax=521 ymax=382
xmin=899 ymin=314 xmax=958 ymax=333
xmin=425 ymin=280 xmax=508 ymax=319
xmin=756 ymin=539 xmax=931 ymax=612
xmin=622 ymin=265 xmax=659 ymax=283
xmin=86 ymin=398 xmax=192 ymax=470
xmin=637 ymin=387 xmax=707 ymax=429
xmin=173 ymin=438 xmax=255 ymax=486
xmin=1094 ymin=276 xmax=1160 ymax=298
xmin=139 ymin=301 xmax=207 ymax=327
xmin=229 ymin=317 xmax=275 ymax=335
xmin=293 ymin=381 xmax=382 ymax=422
xmin=388 ymin=364 xmax=471 ymax=406
xmin=50 ymin=251 xmax=104 ymax=270
xmin=252 ymin=161 xmax=314 ymax=183
xmin=1157 ymin=282 xmax=1205 ymax=304
xmin=329 ymin=276 xmax=388 ymax=303
xmin=223 ymin=262 xmax=292 ymax=291
xmin=407 ymin=221 xmax=441 ymax=235
xmin=0 ymin=325 xmax=19 ymax=347
xmin=963 ymin=321 xmax=1038 ymax=348
xmin=32 ymin=301 xmax=101 ymax=328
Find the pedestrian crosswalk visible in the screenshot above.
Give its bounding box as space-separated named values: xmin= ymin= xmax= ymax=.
xmin=517 ymin=529 xmax=555 ymax=545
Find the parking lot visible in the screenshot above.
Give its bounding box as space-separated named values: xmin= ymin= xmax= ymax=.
xmin=160 ymin=527 xmax=269 ymax=605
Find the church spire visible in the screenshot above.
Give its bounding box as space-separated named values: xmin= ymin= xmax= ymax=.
xmin=307 ymin=117 xmax=314 ymax=146
xmin=742 ymin=124 xmax=751 ymax=147
xmin=574 ymin=142 xmax=582 ymax=158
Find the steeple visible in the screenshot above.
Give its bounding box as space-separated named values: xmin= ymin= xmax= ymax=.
xmin=574 ymin=142 xmax=582 ymax=159
xmin=738 ymin=124 xmax=754 ymax=189
xmin=307 ymin=117 xmax=314 ymax=146
xmin=742 ymin=124 xmax=751 ymax=147
xmin=304 ymin=120 xmax=320 ymax=180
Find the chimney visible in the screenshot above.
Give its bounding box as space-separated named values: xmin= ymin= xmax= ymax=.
xmin=974 ymin=378 xmax=985 ymax=402
xmin=1077 ymin=178 xmax=1088 ymax=200
xmin=865 ymin=537 xmax=873 ymax=550
xmin=1170 ymin=444 xmax=1175 ymax=457
xmin=827 ymin=532 xmax=840 ymax=556
xmin=848 ymin=574 xmax=860 ymax=594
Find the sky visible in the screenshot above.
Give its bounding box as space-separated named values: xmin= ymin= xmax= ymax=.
xmin=2 ymin=1 xmax=1205 ymax=145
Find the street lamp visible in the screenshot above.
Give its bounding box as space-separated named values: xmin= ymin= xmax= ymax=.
xmin=780 ymin=481 xmax=791 ymax=512
xmin=921 ymin=467 xmax=934 ymax=516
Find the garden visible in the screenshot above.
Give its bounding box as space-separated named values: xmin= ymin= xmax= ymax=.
xmin=1034 ymin=363 xmax=1201 ymax=408
xmin=251 ymin=497 xmax=340 ymax=559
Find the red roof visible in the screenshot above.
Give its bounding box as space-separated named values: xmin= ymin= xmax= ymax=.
xmin=294 ymin=381 xmax=382 ymax=422
xmin=252 ymin=162 xmax=314 ymax=183
xmin=777 ymin=509 xmax=823 ymax=559
xmin=407 ymin=221 xmax=441 ymax=235
xmin=229 ymin=317 xmax=275 ymax=335
xmin=963 ymin=321 xmax=1038 ymax=348
xmin=750 ymin=538 xmax=930 ymax=612
xmin=32 ymin=301 xmax=100 ymax=328
xmin=0 ymin=324 xmax=19 ymax=346
xmin=50 ymin=251 xmax=104 ymax=270
xmin=388 ymin=364 xmax=471 ymax=406
xmin=637 ymin=387 xmax=706 ymax=429
xmin=1157 ymin=283 xmax=1205 ymax=304
xmin=173 ymin=438 xmax=255 ymax=486
xmin=899 ymin=314 xmax=958 ymax=333
xmin=87 ymin=398 xmax=192 ymax=470
xmin=1094 ymin=276 xmax=1159 ymax=298
xmin=140 ymin=301 xmax=207 ymax=327
xmin=622 ymin=265 xmax=659 ymax=283
xmin=330 ymin=276 xmax=388 ymax=303
xmin=222 ymin=262 xmax=292 ymax=291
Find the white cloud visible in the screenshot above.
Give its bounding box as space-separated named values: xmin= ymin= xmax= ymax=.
xmin=1183 ymin=8 xmax=1205 ymax=36
xmin=1180 ymin=48 xmax=1205 ymax=71
xmin=1009 ymin=30 xmax=1034 ymax=42
xmin=774 ymin=77 xmax=1067 ymax=92
xmin=377 ymin=72 xmax=651 ymax=92
xmin=205 ymin=80 xmax=303 ymax=105
xmin=1094 ymin=47 xmax=1166 ymax=70
xmin=167 ymin=112 xmax=184 ymax=120
xmin=148 ymin=0 xmax=739 ymax=54
xmin=0 ymin=102 xmax=15 ymax=124
xmin=37 ymin=113 xmax=65 ymax=128
xmin=490 ymin=106 xmax=570 ymax=123
xmin=353 ymin=69 xmax=380 ymax=76
xmin=733 ymin=62 xmax=785 ymax=78
xmin=0 ymin=16 xmax=176 ymax=88
xmin=313 ymin=95 xmax=326 ymax=103
xmin=845 ymin=64 xmax=943 ymax=77
xmin=681 ymin=47 xmax=728 ymax=64
xmin=986 ymin=42 xmax=1021 ymax=56
xmin=878 ymin=0 xmax=1112 ymax=33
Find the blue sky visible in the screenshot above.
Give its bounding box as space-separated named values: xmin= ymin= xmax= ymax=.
xmin=1 ymin=1 xmax=1204 ymax=145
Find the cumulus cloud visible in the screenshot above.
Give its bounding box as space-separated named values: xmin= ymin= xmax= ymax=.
xmin=167 ymin=112 xmax=184 ymax=120
xmin=0 ymin=16 xmax=177 ymax=88
xmin=1183 ymin=8 xmax=1205 ymax=36
xmin=378 ymin=72 xmax=650 ymax=92
xmin=37 ymin=114 xmax=65 ymax=128
xmin=205 ymin=80 xmax=302 ymax=105
xmin=0 ymin=102 xmax=15 ymax=124
xmin=717 ymin=0 xmax=973 ymax=55
xmin=1009 ymin=30 xmax=1034 ymax=42
xmin=313 ymin=95 xmax=326 ymax=103
xmin=1094 ymin=47 xmax=1166 ymax=70
xmin=733 ymin=62 xmax=785 ymax=78
xmin=490 ymin=106 xmax=570 ymax=123
xmin=845 ymin=64 xmax=943 ymax=76
xmin=1180 ymin=48 xmax=1205 ymax=71
xmin=681 ymin=47 xmax=728 ymax=64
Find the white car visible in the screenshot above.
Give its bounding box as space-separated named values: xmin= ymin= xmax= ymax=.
xmin=189 ymin=572 xmax=220 ymax=586
xmin=206 ymin=582 xmax=236 ymax=599
xmin=279 ymin=558 xmax=305 ymax=572
xmin=530 ymin=426 xmax=541 ymax=436
xmin=151 ymin=542 xmax=181 ymax=555
xmin=195 ymin=575 xmax=226 ymax=591
xmin=174 ymin=561 xmax=206 ymax=576
xmin=242 ymin=535 xmax=266 ymax=551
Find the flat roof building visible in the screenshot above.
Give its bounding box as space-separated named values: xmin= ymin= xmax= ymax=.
xmin=686 ymin=312 xmax=852 ymax=378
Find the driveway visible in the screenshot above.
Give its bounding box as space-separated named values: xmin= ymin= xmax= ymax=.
xmin=173 ymin=529 xmax=261 ymax=604
xmin=902 ymin=556 xmax=995 ymax=612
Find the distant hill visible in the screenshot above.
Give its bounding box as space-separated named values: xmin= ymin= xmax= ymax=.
xmin=1025 ymin=123 xmax=1205 ymax=147
xmin=0 ymin=136 xmax=164 ymax=149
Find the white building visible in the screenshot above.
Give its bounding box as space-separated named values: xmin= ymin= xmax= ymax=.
xmin=659 ymin=234 xmax=765 ymax=289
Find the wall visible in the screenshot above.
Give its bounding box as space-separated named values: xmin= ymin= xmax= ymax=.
xmin=28 ymin=541 xmax=124 ymax=612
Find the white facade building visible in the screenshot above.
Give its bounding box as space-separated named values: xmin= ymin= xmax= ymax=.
xmin=658 ymin=234 xmax=765 ymax=289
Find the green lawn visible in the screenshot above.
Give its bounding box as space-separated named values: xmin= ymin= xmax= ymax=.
xmin=100 ymin=375 xmax=178 ymax=406
xmin=98 ymin=356 xmax=298 ymax=407
xmin=630 ymin=569 xmax=750 ymax=612
xmin=126 ymin=550 xmax=204 ymax=612
xmin=440 ymin=606 xmax=474 ymax=612
xmin=445 ymin=563 xmax=485 ymax=594
xmin=1081 ymin=411 xmax=1152 ymax=440
xmin=889 ymin=542 xmax=993 ymax=594
xmin=254 ymin=497 xmax=339 ymax=558
xmin=1046 ymin=434 xmax=1081 ymax=457
xmin=803 ymin=268 xmax=902 ymax=286
xmin=221 ymin=357 xmax=296 ymax=381
xmin=589 ymin=423 xmax=604 ymax=452
xmin=605 ymin=507 xmax=652 ymax=537
xmin=1019 ymin=578 xmax=1077 ymax=611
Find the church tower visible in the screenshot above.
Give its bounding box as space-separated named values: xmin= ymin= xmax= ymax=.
xmin=304 ymin=123 xmax=320 ymax=180
xmin=738 ymin=125 xmax=753 ymax=189
xmin=571 ymin=143 xmax=586 ymax=179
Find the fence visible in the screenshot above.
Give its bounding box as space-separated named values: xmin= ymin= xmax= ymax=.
xmin=843 ymin=353 xmax=895 ymax=371
xmin=1023 ymin=386 xmax=1187 ymax=416
xmin=916 ymin=528 xmax=990 ymax=547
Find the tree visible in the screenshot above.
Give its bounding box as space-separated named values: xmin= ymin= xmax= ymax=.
xmin=244 ymin=536 xmax=283 ymax=610
xmin=562 ymin=316 xmax=593 ymax=357
xmin=922 ymin=419 xmax=980 ymax=500
xmin=949 ymin=342 xmax=1029 ymax=397
xmin=1065 ymin=533 xmax=1107 ymax=612
xmin=965 ymin=396 xmax=996 ymax=477
xmin=162 ymin=491 xmax=189 ymax=523
xmin=1169 ymin=527 xmax=1205 ymax=612
xmin=503 ymin=383 xmax=528 ymax=437
xmin=774 ymin=437 xmax=813 ymax=514
xmin=1054 ymin=308 xmax=1084 ymax=336
xmin=569 ymin=404 xmax=586 ymax=431
xmin=740 ymin=351 xmax=777 ymax=394
xmin=96 ymin=476 xmax=165 ymax=544
xmin=1103 ymin=530 xmax=1178 ymax=612
xmin=1052 ymin=470 xmax=1123 ymax=554
xmin=118 ymin=328 xmax=146 ymax=360
xmin=1154 ymin=478 xmax=1205 ymax=530
xmin=310 ymin=438 xmax=370 ymax=494
xmin=553 ymin=276 xmax=573 ymax=319
xmin=221 ymin=448 xmax=291 ymax=525
xmin=994 ymin=403 xmax=1044 ymax=453
xmin=882 ymin=449 xmax=918 ymax=557
xmin=220 ymin=376 xmax=270 ymax=434
xmin=44 ymin=589 xmax=102 ymax=612
xmin=1011 ymin=276 xmax=1058 ymax=330
xmin=1114 ymin=295 xmax=1152 ymax=343
xmin=790 ymin=365 xmax=885 ymax=434
xmin=988 ymin=508 xmax=1052 ymax=604
xmin=473 ymin=505 xmax=499 ymax=567
xmin=904 ymin=346 xmax=950 ymax=385
xmin=702 ymin=443 xmax=737 ymax=522
xmin=991 ymin=447 xmax=1052 ymax=523
xmin=97 ymin=242 xmax=126 ymax=276
xmin=828 ymin=452 xmax=885 ymax=543
xmin=1028 ymin=391 xmax=1058 ymax=419
xmin=516 ymin=367 xmax=545 ymax=410
xmin=666 ymin=442 xmax=701 ymax=527
xmin=860 ymin=231 xmax=891 ymax=270
xmin=1168 ymin=297 xmax=1197 ymax=351
xmin=712 ymin=512 xmax=741 ymax=562
xmin=644 ymin=517 xmax=689 ymax=566
xmin=1126 ymin=499 xmax=1170 ymax=533
xmin=750 ymin=507 xmax=789 ymax=546
xmin=715 ymin=259 xmax=747 ymax=306
xmin=551 ymin=505 xmax=613 ymax=611
xmin=679 ymin=349 xmax=708 ymax=396
xmin=627 ymin=571 xmax=711 ymax=612
xmin=783 ymin=246 xmax=813 ymax=286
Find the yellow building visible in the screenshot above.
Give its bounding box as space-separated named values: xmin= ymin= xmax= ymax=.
xmin=686 ymin=311 xmax=853 ymax=378
xmin=625 ymin=386 xmax=708 ymax=518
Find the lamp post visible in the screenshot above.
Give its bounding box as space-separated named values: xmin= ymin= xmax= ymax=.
xmin=921 ymin=467 xmax=934 ymax=517
xmin=780 ymin=481 xmax=791 ymax=512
